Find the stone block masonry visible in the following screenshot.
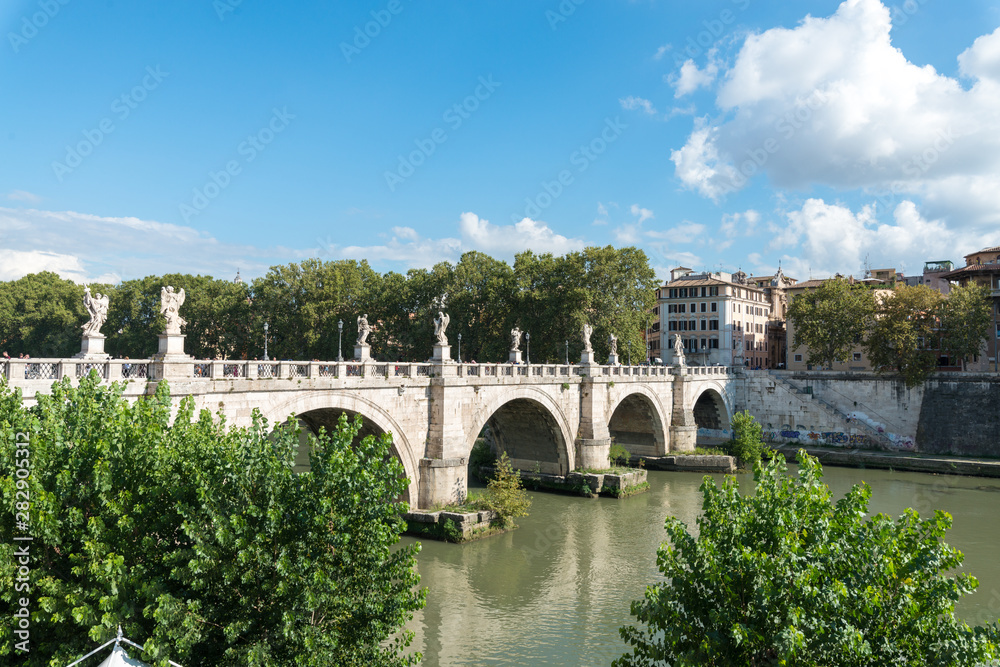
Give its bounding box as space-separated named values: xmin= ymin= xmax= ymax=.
xmin=738 ymin=370 xmax=1000 ymax=458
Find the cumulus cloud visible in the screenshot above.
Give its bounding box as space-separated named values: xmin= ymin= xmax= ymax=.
xmin=630 ymin=204 xmax=654 ymax=223
xmin=773 ymin=198 xmax=1000 ymax=279
xmin=0 ymin=207 xmax=299 ymax=282
xmin=670 ymin=58 xmax=719 ymax=97
xmin=323 ymin=212 xmax=586 ymax=267
xmin=669 ymin=0 xmax=1000 ymax=227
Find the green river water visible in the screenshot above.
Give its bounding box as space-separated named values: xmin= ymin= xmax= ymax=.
xmin=401 ymin=464 xmax=1000 ymax=666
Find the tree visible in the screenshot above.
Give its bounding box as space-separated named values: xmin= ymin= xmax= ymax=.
xmin=615 ymin=451 xmax=999 ymax=667
xmin=0 ymin=272 xmax=98 ymax=357
xmin=478 ymin=452 xmax=531 ymax=529
xmin=939 ymin=282 xmax=992 ymax=370
xmin=786 ymin=277 xmax=875 ymax=368
xmin=864 ymin=284 xmax=944 ymax=387
xmin=729 ymin=409 xmax=766 ymax=469
xmin=0 ymin=376 xmax=425 ymax=665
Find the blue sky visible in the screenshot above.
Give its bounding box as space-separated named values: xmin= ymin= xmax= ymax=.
xmin=2 ymin=0 xmax=1000 ymax=285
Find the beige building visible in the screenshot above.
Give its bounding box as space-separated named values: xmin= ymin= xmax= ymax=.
xmin=748 ymin=268 xmax=796 ymax=369
xmin=942 ymin=246 xmax=1000 ymax=372
xmin=785 ymin=276 xmax=879 ymax=372
xmin=657 ymin=267 xmax=777 ymax=368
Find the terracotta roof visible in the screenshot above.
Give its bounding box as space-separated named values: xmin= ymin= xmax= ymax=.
xmin=941 ymin=263 xmax=1000 ymax=278
xmin=785 ymin=279 xmax=829 ymax=290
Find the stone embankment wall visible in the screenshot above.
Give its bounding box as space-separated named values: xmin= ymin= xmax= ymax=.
xmin=736 ymin=371 xmax=1000 ymax=457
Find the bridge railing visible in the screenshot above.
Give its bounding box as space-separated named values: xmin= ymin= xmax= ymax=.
xmin=1 ymin=358 xmax=721 ymax=385
xmin=1 ymin=358 xmax=154 ymax=383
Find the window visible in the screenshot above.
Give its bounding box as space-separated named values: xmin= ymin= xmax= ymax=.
xmin=701 ymin=319 xmax=707 ymax=330
xmin=700 ymin=302 xmax=707 ymax=312
xmin=668 ymin=304 xmax=677 ymax=313
xmin=853 ymin=353 xmax=862 ymax=361
xmin=709 ymin=286 xmax=719 ymax=296
xmin=701 ymin=286 xmax=707 ymax=297
xmin=653 ymin=306 xmax=659 ymax=315
xmin=678 ymin=304 xmax=686 ymax=314
xmin=669 ymin=288 xmax=677 ymax=299
xmin=794 ymin=354 xmax=803 ymax=362
xmin=690 ymin=303 xmax=696 ymax=312
xmin=680 ymin=288 xmax=688 ymax=298
xmin=710 ymin=338 xmax=719 ymax=349
xmin=668 ymin=321 xmax=677 ymax=331
xmin=711 ymin=302 xmax=717 ymax=312
xmin=710 ymin=320 xmax=719 ymax=330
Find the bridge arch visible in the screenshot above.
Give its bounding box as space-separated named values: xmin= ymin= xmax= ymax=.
xmin=691 ymin=385 xmax=732 ymax=434
xmin=465 ymin=386 xmax=574 ymax=475
xmin=606 ymin=387 xmax=668 ymax=457
xmin=260 ymin=391 xmax=419 ymax=507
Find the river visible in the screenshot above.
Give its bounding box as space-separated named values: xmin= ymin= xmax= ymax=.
xmin=401 ymin=463 xmax=1000 ymax=666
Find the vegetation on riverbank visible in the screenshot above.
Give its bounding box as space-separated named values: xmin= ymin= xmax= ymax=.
xmin=0 ymin=376 xmax=425 ymax=666
xmin=616 ymin=450 xmax=1000 ymax=666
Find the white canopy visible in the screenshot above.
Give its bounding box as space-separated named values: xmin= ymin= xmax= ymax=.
xmin=95 ymin=644 xmax=148 ymax=667
xmin=66 ymin=626 xmax=181 ymax=667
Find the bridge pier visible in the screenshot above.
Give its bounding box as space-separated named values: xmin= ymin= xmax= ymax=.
xmin=576 ymin=374 xmax=612 ymax=469
xmin=421 ymin=363 xmax=470 ymax=508
xmin=670 ymin=373 xmax=697 ymax=452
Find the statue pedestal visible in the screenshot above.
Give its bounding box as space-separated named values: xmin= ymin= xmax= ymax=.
xmin=151 ymin=333 xmax=192 ymax=381
xmin=74 ymin=334 xmax=109 ymax=360
xmin=607 ymin=353 xmax=619 ymax=366
xmin=432 ymin=344 xmax=452 ymax=363
xmin=580 ymin=350 xmax=596 ymax=365
xmin=153 ymin=334 xmax=190 ymax=360
xmin=508 ymin=350 xmax=522 ymax=364
xmin=354 ymin=344 xmax=371 ymax=362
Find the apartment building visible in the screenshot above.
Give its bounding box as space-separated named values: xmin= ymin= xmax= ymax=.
xmin=942 ymin=246 xmax=1000 ymax=371
xmin=657 ymin=267 xmax=775 ymax=367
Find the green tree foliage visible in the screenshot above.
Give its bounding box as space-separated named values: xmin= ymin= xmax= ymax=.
xmin=615 ymin=451 xmax=1000 ymax=667
xmin=479 ymin=452 xmax=531 ymax=529
xmin=0 ymin=246 xmax=657 ymax=363
xmin=0 ymin=376 xmax=424 ymax=666
xmin=729 ymin=409 xmax=765 ymax=469
xmin=0 ymin=272 xmax=96 ymax=357
xmin=250 ymin=259 xmax=382 ymax=360
xmin=105 ymin=274 xmax=252 ymax=360
xmin=787 ymin=277 xmax=875 ymax=368
xmin=938 ymin=282 xmax=992 ymax=369
xmin=864 ymin=284 xmax=945 ymax=387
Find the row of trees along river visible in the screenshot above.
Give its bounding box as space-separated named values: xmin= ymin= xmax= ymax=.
xmin=0 ymin=246 xmax=657 ymax=363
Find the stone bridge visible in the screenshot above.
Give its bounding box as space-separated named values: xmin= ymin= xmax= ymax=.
xmin=2 ymin=357 xmax=735 ymax=508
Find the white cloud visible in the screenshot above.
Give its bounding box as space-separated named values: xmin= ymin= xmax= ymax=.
xmin=619 ymin=96 xmax=658 ymax=115
xmin=774 ymin=198 xmax=1000 ymax=279
xmin=0 ymin=207 xmax=299 ymax=282
xmin=669 ymin=0 xmax=1000 ymax=227
xmin=654 ymin=45 xmax=670 ymax=60
xmin=6 ymin=190 xmax=41 ymax=203
xmin=630 ymin=204 xmax=654 ymax=223
xmin=324 ymin=212 xmax=587 ymax=267
xmin=670 ymin=58 xmax=718 ymax=97
xmin=458 ymin=212 xmax=585 ymax=255
xmin=720 ymin=209 xmax=760 ymax=239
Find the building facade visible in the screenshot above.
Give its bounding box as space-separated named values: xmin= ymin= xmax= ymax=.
xmin=942 ymin=246 xmax=1000 ymax=372
xmin=657 ymin=267 xmax=776 ymax=368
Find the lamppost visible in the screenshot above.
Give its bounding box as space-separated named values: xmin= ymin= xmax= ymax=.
xmin=525 ymin=332 xmax=530 ymax=364
xmin=628 ymin=345 xmax=631 ymax=366
xmin=565 ymin=339 xmax=569 ymax=365
xmin=263 ymin=322 xmax=269 ymax=361
xmin=457 ymin=333 xmax=462 ymax=362
xmin=337 ymin=319 xmax=343 ymax=362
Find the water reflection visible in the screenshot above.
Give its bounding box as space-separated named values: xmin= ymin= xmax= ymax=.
xmin=403 ymin=466 xmax=1000 ymax=666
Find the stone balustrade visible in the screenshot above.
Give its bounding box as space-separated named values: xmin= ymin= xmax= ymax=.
xmin=1 ymin=358 xmax=709 ymax=385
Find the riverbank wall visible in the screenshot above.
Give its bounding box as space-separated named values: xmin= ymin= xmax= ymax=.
xmin=731 ymin=370 xmax=1000 ymax=458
